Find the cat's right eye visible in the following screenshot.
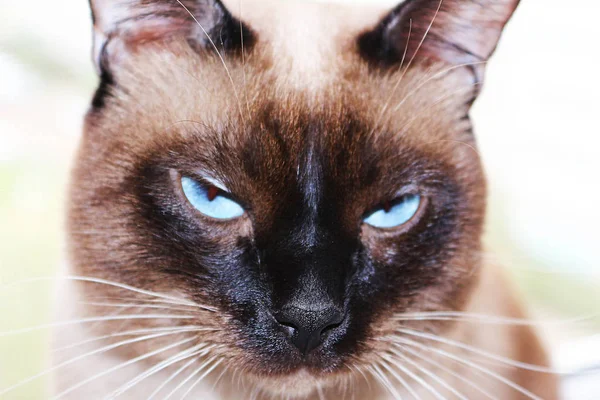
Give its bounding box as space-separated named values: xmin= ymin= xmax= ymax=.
xmin=181 ymin=176 xmax=245 ymax=220
xmin=363 ymin=194 xmax=421 ymax=229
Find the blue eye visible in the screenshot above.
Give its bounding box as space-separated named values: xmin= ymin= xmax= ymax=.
xmin=181 ymin=176 xmax=244 ymax=220
xmin=363 ymin=195 xmax=421 ymax=229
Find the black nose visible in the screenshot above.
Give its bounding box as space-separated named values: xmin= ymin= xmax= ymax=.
xmin=275 ymin=306 xmax=344 ymax=354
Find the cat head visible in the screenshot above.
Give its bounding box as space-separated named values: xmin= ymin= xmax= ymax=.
xmin=69 ymin=0 xmax=518 ymax=396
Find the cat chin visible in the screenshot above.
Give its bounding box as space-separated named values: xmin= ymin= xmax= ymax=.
xmin=248 ymin=368 xmax=338 ymax=398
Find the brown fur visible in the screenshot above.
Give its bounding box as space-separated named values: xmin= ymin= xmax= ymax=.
xmin=55 ymin=0 xmax=558 ymax=398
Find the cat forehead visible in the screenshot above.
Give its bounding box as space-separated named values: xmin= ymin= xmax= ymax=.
xmin=97 ymin=46 xmax=473 ymax=176
xmin=94 ymin=0 xmax=476 ymax=159
xmin=219 ymin=0 xmax=391 ymax=91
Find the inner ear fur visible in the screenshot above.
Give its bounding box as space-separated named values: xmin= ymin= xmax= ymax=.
xmin=359 ymin=0 xmax=520 ymax=82
xmin=89 ymin=0 xmax=254 ymax=74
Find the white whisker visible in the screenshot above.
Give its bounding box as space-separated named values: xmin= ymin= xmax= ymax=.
xmin=174 ymin=0 xmax=246 ymax=124
xmin=238 ymin=0 xmax=251 ymax=118
xmin=397 ymin=82 xmax=483 ymax=134
xmin=0 ymin=328 xmax=199 ymax=396
xmin=51 ymin=336 xmax=197 ymax=399
xmin=369 ymin=362 xmax=404 ymax=400
xmin=401 ymin=0 xmax=444 ymax=77
xmin=396 ymin=327 xmax=561 ymax=373
xmin=163 ymin=354 xmax=218 ymax=400
xmin=378 ymin=0 xmax=446 ymax=126
xmin=399 ymin=344 xmax=497 ymax=400
xmin=180 ymin=357 xmax=223 ymax=399
xmin=84 ymin=295 xmax=211 ymax=310
xmin=1 ymin=276 xmax=213 ymax=311
xmin=248 ymin=384 xmax=261 ymax=400
xmin=107 ymin=344 xmax=212 ymax=398
xmin=316 ymin=383 xmax=326 ymax=400
xmin=390 ymin=347 xmax=466 ymax=400
xmin=394 ymin=338 xmax=543 ymax=400
xmin=394 ymin=311 xmax=597 ymax=326
xmin=0 ymin=314 xmax=194 ymax=337
xmin=82 ymin=301 xmax=199 ymax=314
xmin=384 ymin=352 xmax=446 ymax=400
xmin=52 ymin=325 xmax=209 ymax=353
xmin=369 ymin=19 xmax=413 ymax=138
xmin=211 ymin=363 xmax=229 ymax=392
xmin=392 ymin=61 xmax=487 ymax=113
xmin=379 ymin=357 xmax=421 ymax=400
xmin=348 ymin=362 xmax=371 ymax=391
xmin=163 ymin=358 xmax=205 ymax=400
xmin=88 ymin=305 xmax=129 ymax=331
xmin=147 ymin=357 xmax=198 ymax=400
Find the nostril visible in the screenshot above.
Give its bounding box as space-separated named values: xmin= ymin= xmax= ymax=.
xmin=318 ymin=314 xmax=344 ymax=337
xmin=276 ymin=319 xmax=297 ymax=338
xmin=275 ymin=307 xmax=345 ymax=354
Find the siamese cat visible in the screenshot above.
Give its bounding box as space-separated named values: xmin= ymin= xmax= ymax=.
xmin=50 ymin=0 xmax=559 ymax=398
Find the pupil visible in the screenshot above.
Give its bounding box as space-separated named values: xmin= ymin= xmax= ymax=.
xmin=207 ymin=186 xmax=219 ymax=201
xmin=383 ymin=201 xmax=392 ymax=213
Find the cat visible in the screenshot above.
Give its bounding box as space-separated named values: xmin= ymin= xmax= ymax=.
xmin=50 ymin=0 xmax=559 ymax=398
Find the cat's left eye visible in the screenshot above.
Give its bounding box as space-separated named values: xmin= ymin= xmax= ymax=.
xmin=181 ymin=176 xmax=244 ymax=220
xmin=363 ymin=194 xmax=421 ymax=229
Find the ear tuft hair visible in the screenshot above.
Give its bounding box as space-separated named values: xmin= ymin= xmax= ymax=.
xmin=89 ymin=0 xmax=254 ymax=74
xmin=359 ymin=0 xmax=519 ymax=79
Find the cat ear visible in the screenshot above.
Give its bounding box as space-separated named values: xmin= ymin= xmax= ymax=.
xmin=90 ymin=0 xmax=252 ymax=74
xmin=359 ymin=0 xmax=519 ymax=80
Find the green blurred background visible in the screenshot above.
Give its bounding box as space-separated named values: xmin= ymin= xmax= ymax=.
xmin=1 ymin=0 xmax=599 ymax=398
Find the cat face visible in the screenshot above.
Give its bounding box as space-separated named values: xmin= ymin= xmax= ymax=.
xmin=69 ymin=0 xmax=518 ymax=395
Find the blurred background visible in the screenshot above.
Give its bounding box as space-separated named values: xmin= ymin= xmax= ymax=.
xmin=0 ymin=0 xmax=599 ymax=398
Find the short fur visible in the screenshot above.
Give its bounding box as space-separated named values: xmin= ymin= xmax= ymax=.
xmin=55 ymin=0 xmax=558 ymax=398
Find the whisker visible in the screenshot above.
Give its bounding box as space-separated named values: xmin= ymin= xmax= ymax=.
xmin=180 ymin=357 xmax=223 ymax=399
xmin=397 ymin=82 xmax=483 ymax=133
xmin=88 ymin=305 xmax=130 ymax=332
xmin=316 ymin=383 xmax=326 ymax=400
xmin=211 ymin=363 xmax=230 ymax=391
xmin=376 ymin=0 xmax=445 ymax=130
xmin=82 ymin=301 xmax=199 ymax=314
xmin=394 ymin=338 xmax=543 ymax=400
xmin=369 ymin=18 xmax=413 ymax=138
xmin=394 ymin=311 xmax=597 ymax=326
xmin=107 ymin=344 xmax=212 ymax=398
xmin=247 ymin=388 xmax=257 ymax=400
xmin=174 ymin=0 xmax=246 ymax=124
xmin=0 ymin=328 xmax=200 ymax=395
xmin=84 ymin=295 xmax=208 ymax=310
xmin=52 ymin=325 xmax=211 ymax=353
xmin=369 ymin=362 xmax=404 ymax=400
xmin=392 ymin=61 xmax=487 ymax=113
xmin=0 ymin=314 xmax=195 ymax=337
xmin=238 ymin=0 xmax=251 ymax=118
xmin=396 ymin=327 xmax=561 ymax=373
xmin=383 ymin=352 xmax=446 ymax=400
xmin=389 ymin=347 xmax=466 ymax=400
xmin=51 ymin=336 xmax=197 ymax=399
xmin=248 ymin=384 xmax=261 ymax=400
xmin=399 ymin=344 xmax=497 ymax=400
xmin=379 ymin=357 xmax=421 ymax=400
xmin=1 ymin=276 xmax=213 ymax=311
xmin=147 ymin=357 xmax=198 ymax=400
xmin=163 ymin=354 xmax=219 ymax=400
xmin=338 ymin=365 xmax=352 ymax=400
xmin=347 ymin=362 xmax=371 ymax=391
xmin=423 ymin=139 xmax=481 ymax=160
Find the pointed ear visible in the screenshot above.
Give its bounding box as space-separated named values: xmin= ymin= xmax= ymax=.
xmin=359 ymin=0 xmax=519 ymax=80
xmin=90 ymin=0 xmax=253 ymax=74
